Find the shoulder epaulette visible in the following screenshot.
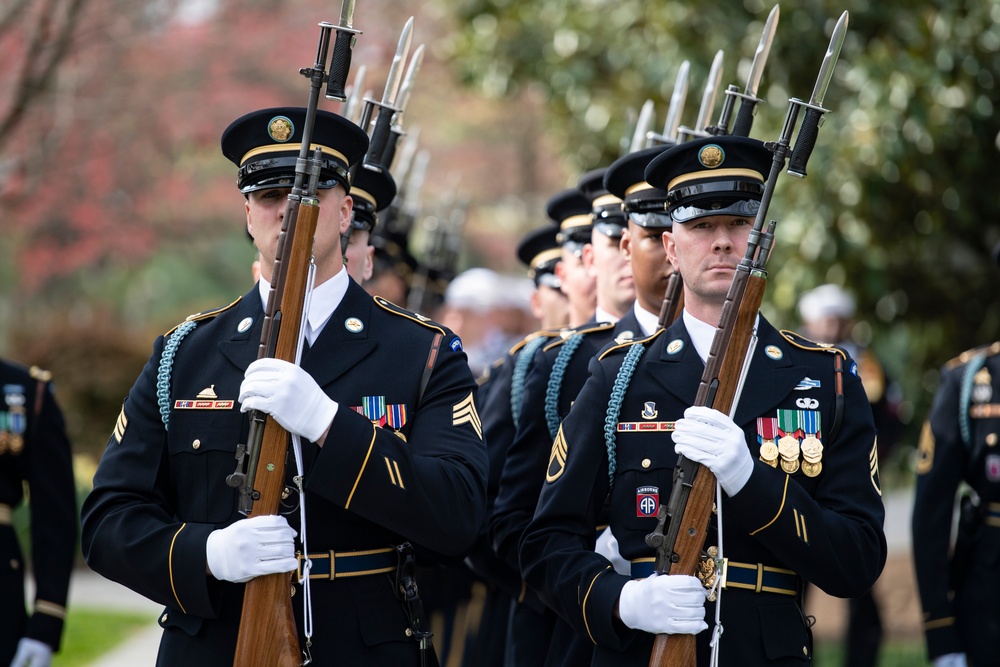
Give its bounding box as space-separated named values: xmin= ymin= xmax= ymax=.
xmin=373 ymin=296 xmax=446 ymax=336
xmin=945 ymin=341 xmax=1000 ymax=370
xmin=542 ymin=322 xmax=616 ymax=352
xmin=28 ymin=365 xmax=52 ymax=382
xmin=509 ymin=329 xmax=563 ymax=356
xmin=598 ymin=328 xmax=665 ymax=361
xmin=778 ymin=330 xmax=848 ymax=360
xmin=165 ymin=296 xmax=242 ymax=336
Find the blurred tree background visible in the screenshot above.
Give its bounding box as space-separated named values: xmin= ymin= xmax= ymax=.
xmin=1 ymin=0 xmax=998 ymax=482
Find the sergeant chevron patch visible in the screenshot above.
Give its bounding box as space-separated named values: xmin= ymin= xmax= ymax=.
xmin=546 ymin=426 xmax=568 ymax=483
xmin=113 ymin=406 xmax=127 ymax=444
xmin=452 ymin=392 xmax=482 ymax=439
xmin=869 ymin=439 xmax=882 ymax=496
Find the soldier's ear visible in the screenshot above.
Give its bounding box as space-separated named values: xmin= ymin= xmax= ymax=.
xmin=663 ymin=230 xmax=677 ymax=263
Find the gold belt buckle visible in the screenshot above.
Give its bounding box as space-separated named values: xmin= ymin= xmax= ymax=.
xmin=696 ymin=547 xmax=728 ymax=602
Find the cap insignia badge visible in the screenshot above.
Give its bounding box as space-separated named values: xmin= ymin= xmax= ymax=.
xmin=698 ymin=144 xmax=725 ymax=169
xmin=268 ymin=116 xmax=294 ymax=143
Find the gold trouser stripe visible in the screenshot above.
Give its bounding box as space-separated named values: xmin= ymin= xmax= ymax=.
xmin=0 ymin=504 xmax=11 ymax=525
xmin=924 ymin=616 xmax=956 ymax=630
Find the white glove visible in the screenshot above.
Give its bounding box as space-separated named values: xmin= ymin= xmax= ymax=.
xmin=595 ymin=526 xmax=630 ymax=576
xmin=934 ymin=653 xmax=968 ymax=667
xmin=10 ymin=638 xmax=52 ymax=667
xmin=206 ymin=515 xmax=298 ymax=583
xmin=618 ymin=573 xmax=708 ymax=635
xmin=672 ymin=406 xmax=754 ymax=496
xmin=239 ymin=358 xmax=337 ymax=443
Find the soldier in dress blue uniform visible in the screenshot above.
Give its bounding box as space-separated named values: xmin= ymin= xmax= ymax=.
xmin=0 ymin=360 xmax=75 ymax=667
xmin=519 ymin=135 xmax=887 ymax=667
xmin=81 ymin=106 xmax=488 ymax=666
xmin=912 ymin=244 xmax=1000 ymax=667
xmin=489 ymin=156 xmax=678 ymax=666
xmin=344 ymin=163 xmax=397 ymax=284
xmin=576 ymin=168 xmax=635 ymax=324
xmin=463 ymin=220 xmax=568 ymax=667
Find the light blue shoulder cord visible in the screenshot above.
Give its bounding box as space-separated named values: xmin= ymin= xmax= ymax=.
xmin=603 ymin=342 xmax=646 ymax=488
xmin=545 ymin=333 xmax=585 ymax=440
xmin=510 ymin=336 xmax=548 ymax=430
xmin=959 ymin=351 xmax=988 ymax=449
xmin=156 ymin=320 xmax=198 ymax=430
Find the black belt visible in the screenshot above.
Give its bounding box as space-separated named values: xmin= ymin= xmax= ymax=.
xmin=631 ymin=558 xmax=799 ymax=596
xmin=296 ymin=548 xmax=398 ymax=581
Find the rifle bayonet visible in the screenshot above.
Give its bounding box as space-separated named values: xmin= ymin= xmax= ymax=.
xmin=324 ymin=0 xmax=362 ymax=102
xmin=787 ymin=10 xmax=848 ymax=177
xmin=730 ymin=4 xmax=779 ymax=137
xmin=678 ymin=50 xmax=723 ymax=141
xmin=629 ymin=99 xmax=656 ymax=152
xmin=362 ymin=17 xmax=414 ymax=170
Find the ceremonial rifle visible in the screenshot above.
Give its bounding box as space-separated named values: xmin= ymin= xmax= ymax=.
xmin=224 ymin=16 xmax=359 ymax=667
xmin=645 ymin=12 xmax=849 ymax=667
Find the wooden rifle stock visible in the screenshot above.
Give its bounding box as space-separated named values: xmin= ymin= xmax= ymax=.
xmin=232 ymin=199 xmax=320 ymax=667
xmin=656 ymin=272 xmax=685 ymax=329
xmin=648 ymin=269 xmax=767 ymax=667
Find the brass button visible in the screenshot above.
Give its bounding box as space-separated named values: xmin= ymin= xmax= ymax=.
xmin=802 ymin=646 xmax=808 ymax=656
xmin=161 ymin=613 xmax=169 ymax=623
xmin=641 ymin=458 xmax=652 ymax=469
xmin=192 ymin=439 xmax=201 ymax=450
xmin=987 ymin=433 xmax=998 ymax=447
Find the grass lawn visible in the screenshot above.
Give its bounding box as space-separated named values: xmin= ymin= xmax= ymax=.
xmin=52 ymin=608 xmax=155 ymax=667
xmin=813 ymin=639 xmax=930 ymax=666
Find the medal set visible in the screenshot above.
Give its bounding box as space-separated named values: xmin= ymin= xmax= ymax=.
xmin=0 ymin=384 xmax=27 ymax=455
xmin=757 ymin=409 xmax=823 ymax=477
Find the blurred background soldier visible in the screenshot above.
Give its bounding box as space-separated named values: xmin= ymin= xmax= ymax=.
xmin=912 ymin=244 xmax=1000 ymax=667
xmin=0 ymin=359 xmax=76 ymax=667
xmin=344 ymin=164 xmax=397 ymax=284
xmin=796 ymin=282 xmax=903 ymax=667
xmin=463 ymin=220 xmax=568 ymax=667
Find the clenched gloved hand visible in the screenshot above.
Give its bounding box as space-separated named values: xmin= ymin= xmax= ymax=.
xmin=206 ymin=515 xmax=298 ymax=583
xmin=10 ymin=638 xmax=53 ymax=667
xmin=617 ymin=573 xmax=708 ymax=635
xmin=239 ymin=358 xmax=337 ymax=443
xmin=672 ymin=405 xmax=754 ymax=496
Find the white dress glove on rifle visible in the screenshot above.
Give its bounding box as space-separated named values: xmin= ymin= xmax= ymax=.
xmin=618 ymin=573 xmax=708 ymax=635
xmin=672 ymin=405 xmax=755 ymax=496
xmin=9 ymin=638 xmax=52 ymax=667
xmin=934 ymin=654 xmax=968 ymax=667
xmin=206 ymin=515 xmax=298 ymax=583
xmin=239 ymin=358 xmax=338 ymax=443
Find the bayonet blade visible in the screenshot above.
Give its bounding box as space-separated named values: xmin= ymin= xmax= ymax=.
xmin=808 ymin=10 xmax=848 ymax=108
xmin=381 ymin=17 xmax=414 ymax=107
xmin=630 ymin=99 xmax=656 ymax=152
xmin=662 ymin=60 xmax=690 ymax=141
xmin=744 ymin=4 xmax=779 ymax=99
xmin=694 ymin=50 xmax=724 ymax=133
xmin=343 ymin=65 xmax=367 ymax=124
xmin=338 ymin=0 xmax=356 ymax=29
xmin=396 ymin=43 xmax=425 ymax=116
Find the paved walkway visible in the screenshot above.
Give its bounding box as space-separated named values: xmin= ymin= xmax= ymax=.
xmin=66 ymin=569 xmax=161 ymax=666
